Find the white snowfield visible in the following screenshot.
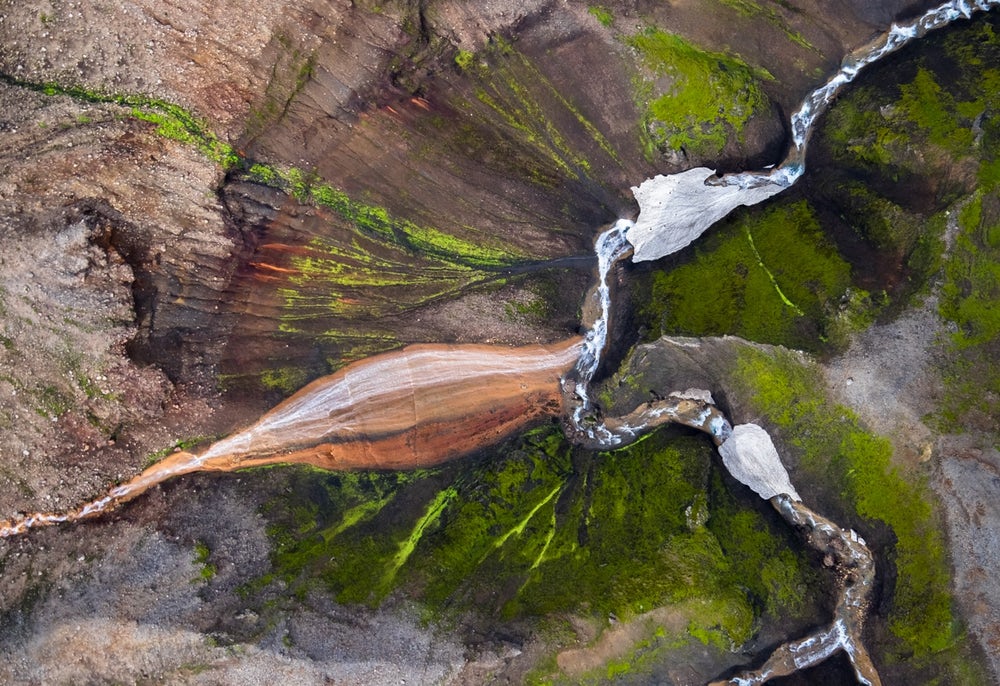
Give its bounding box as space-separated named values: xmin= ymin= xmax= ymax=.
xmin=718 ymin=423 xmax=801 ymax=501
xmin=626 ymin=169 xmax=786 ymax=262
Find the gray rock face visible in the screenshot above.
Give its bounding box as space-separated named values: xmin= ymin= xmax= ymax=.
xmin=627 ymin=168 xmax=785 ymax=262
xmin=718 ymin=423 xmax=801 ymax=501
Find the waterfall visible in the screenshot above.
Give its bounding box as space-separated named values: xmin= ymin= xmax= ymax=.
xmin=573 ymin=219 xmax=634 ymax=389
xmin=566 ymin=219 xmax=634 ymax=443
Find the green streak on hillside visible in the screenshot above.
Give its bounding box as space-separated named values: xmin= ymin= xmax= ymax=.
xmin=380 ymin=486 xmax=456 ymax=593
xmin=627 ymin=28 xmax=770 ymax=158
xmin=246 ymin=163 xmax=521 ymax=269
xmin=470 ymin=40 xmax=592 ymax=179
xmin=490 ymin=483 xmax=562 ymax=553
xmin=744 ymin=228 xmax=805 ymax=315
xmin=1 ymin=75 xmax=241 ymax=169
xmin=458 ymin=34 xmax=624 ymax=189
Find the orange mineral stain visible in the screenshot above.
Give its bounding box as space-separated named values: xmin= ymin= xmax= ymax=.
xmin=0 ymin=338 xmax=582 ymax=537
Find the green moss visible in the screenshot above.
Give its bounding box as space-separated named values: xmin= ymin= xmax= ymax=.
xmin=2 ymin=74 xmax=240 ymax=169
xmin=733 ymin=347 xmax=958 ymax=661
xmin=256 ymin=424 xmax=816 ymax=665
xmin=706 ymin=471 xmax=816 ymax=617
xmin=897 ymin=68 xmax=974 ymax=155
xmin=587 ymin=6 xmax=614 ymax=27
xmin=260 ymin=366 xmax=309 ymax=395
xmin=504 ymin=289 xmax=552 ymax=323
xmin=822 ymin=23 xmax=1000 ymax=178
xmin=941 ymin=193 xmax=1000 ymax=349
xmin=824 ymin=93 xmax=908 ymax=171
xmin=936 ymin=190 xmax=1000 ymax=426
xmin=454 ymin=49 xmax=475 ymax=70
xmin=379 ymin=486 xmax=457 ymax=595
xmin=627 ymin=28 xmax=770 ymax=157
xmin=193 ymin=541 xmax=217 ymax=582
xmin=639 ymin=200 xmax=854 ymax=351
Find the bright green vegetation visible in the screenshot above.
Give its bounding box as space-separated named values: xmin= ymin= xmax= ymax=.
xmin=627 ymin=28 xmax=770 ymax=158
xmin=193 ymin=541 xmax=217 ymax=582
xmin=937 ymin=189 xmax=1000 ymax=427
xmin=824 ymin=19 xmax=1000 ymax=176
xmin=245 ymin=164 xmax=520 ymax=269
xmin=942 ymin=193 xmax=1000 ymax=349
xmin=816 ymin=15 xmax=1000 ymax=432
xmin=256 ymin=426 xmax=819 ymax=673
xmin=454 ymin=49 xmax=475 ymax=70
xmin=259 ymin=366 xmax=310 ymax=395
xmin=823 ymin=66 xmax=980 ymax=175
xmin=0 ymin=73 xmax=239 ymax=168
xmin=588 ymin=6 xmax=614 ymax=27
xmin=733 ymin=348 xmax=961 ymax=666
xmin=639 ymin=200 xmax=860 ymax=351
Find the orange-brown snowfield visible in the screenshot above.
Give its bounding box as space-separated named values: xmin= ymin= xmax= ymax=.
xmin=1 ymin=338 xmax=582 ymax=538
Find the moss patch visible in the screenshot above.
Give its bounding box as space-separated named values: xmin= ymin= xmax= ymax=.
xmin=588 ymin=6 xmax=614 ymax=27
xmin=193 ymin=541 xmax=217 ymax=582
xmin=255 ymin=426 xmax=819 ymax=675
xmin=733 ymin=347 xmax=960 ymax=667
xmin=627 ymin=28 xmax=770 ymax=158
xmin=936 ymin=190 xmax=1000 ymax=428
xmin=638 ymin=200 xmax=856 ymax=351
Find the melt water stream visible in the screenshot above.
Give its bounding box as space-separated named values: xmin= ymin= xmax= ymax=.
xmin=3 ymin=2 xmax=998 ymax=683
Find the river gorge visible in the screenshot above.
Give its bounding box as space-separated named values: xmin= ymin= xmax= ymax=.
xmin=0 ymin=0 xmax=998 ymax=684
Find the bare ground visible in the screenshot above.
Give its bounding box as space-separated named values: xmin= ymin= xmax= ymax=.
xmin=823 ymin=228 xmax=1000 ymax=681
